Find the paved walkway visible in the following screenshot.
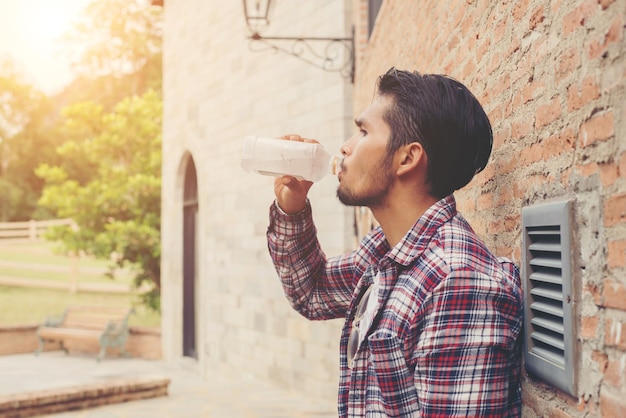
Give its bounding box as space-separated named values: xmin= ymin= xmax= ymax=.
xmin=0 ymin=352 xmax=337 ymax=417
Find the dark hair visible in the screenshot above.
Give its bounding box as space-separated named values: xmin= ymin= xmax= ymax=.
xmin=376 ymin=67 xmax=493 ymax=199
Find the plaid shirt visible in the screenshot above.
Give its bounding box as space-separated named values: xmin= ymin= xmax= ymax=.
xmin=267 ymin=195 xmax=523 ymax=417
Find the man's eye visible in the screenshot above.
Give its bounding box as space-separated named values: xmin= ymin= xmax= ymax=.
xmin=360 ymin=129 xmax=367 ymax=136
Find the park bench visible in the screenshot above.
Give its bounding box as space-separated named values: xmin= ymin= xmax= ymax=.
xmin=35 ymin=306 xmax=133 ymax=361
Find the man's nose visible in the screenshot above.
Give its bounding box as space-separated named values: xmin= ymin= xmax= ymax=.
xmin=340 ymin=134 xmax=358 ymax=155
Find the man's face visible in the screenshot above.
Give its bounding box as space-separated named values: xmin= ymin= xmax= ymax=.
xmin=336 ymin=94 xmax=395 ymax=209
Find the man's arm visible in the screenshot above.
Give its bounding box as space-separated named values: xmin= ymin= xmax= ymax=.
xmin=267 ymin=199 xmax=354 ymax=320
xmin=413 ymin=268 xmax=523 ymax=417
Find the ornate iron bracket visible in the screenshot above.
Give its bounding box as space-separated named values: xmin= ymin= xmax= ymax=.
xmin=247 ymin=29 xmax=355 ymax=82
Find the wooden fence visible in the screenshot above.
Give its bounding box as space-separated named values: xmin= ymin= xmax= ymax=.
xmin=0 ymin=219 xmax=75 ymax=242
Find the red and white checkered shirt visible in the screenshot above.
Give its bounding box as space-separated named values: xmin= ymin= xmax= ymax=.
xmin=267 ymin=195 xmax=523 ymax=417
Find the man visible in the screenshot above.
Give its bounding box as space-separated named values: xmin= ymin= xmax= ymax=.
xmin=267 ymin=68 xmax=523 ymax=417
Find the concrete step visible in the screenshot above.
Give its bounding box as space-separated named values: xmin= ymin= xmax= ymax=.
xmin=0 ymin=375 xmax=170 ymax=418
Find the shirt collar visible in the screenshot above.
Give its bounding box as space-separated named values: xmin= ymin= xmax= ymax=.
xmin=385 ymin=194 xmax=457 ymax=267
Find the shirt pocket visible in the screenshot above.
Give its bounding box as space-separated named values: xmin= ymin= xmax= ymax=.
xmin=368 ymin=331 xmax=420 ymax=417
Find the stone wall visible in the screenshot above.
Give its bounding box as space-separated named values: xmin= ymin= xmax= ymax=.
xmin=160 ymin=0 xmax=354 ymax=404
xmin=352 ymin=0 xmax=625 ymax=416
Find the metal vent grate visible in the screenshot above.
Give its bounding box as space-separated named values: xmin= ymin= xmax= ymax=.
xmin=522 ymin=200 xmax=577 ymax=397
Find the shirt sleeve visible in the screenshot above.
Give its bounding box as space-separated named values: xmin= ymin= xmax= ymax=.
xmin=413 ymin=267 xmax=523 ymax=417
xmin=266 ymin=199 xmax=356 ymax=320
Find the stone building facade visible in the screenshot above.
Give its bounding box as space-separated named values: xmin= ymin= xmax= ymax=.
xmin=160 ymin=0 xmax=353 ymax=404
xmin=160 ymin=0 xmax=625 ymax=415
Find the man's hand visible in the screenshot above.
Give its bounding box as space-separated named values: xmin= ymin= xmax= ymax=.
xmin=273 ymin=134 xmax=316 ymax=214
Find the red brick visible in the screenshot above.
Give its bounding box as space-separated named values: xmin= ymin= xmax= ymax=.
xmin=536 ymin=96 xmax=562 ymax=128
xmin=529 ymin=6 xmax=545 ymax=30
xmin=493 ymin=125 xmax=510 ymax=150
xmin=521 ymin=77 xmax=544 ymax=104
xmin=580 ymin=315 xmax=599 ymax=339
xmin=605 ymin=318 xmax=626 ymax=349
xmin=513 ymin=246 xmax=521 ymax=261
xmin=507 ymin=38 xmax=521 ymax=57
xmin=605 ymin=194 xmax=626 ymax=227
xmin=560 ymin=167 xmax=573 ymax=187
xmin=562 ymin=0 xmax=596 ymax=35
xmin=461 ymin=13 xmax=475 ymax=39
xmin=447 ymin=34 xmax=460 ymax=52
xmin=512 ymin=118 xmax=534 ymax=140
xmin=588 ymin=15 xmax=623 ymax=60
xmin=542 ymin=128 xmax=575 ymax=159
xmin=520 ymin=144 xmax=542 ymax=166
xmin=584 ymin=281 xmax=603 ymax=306
xmin=604 ymin=358 xmax=625 ymax=388
xmin=494 ymin=15 xmax=507 ymax=44
xmin=580 ymin=161 xmax=619 ymax=186
xmin=620 ymin=152 xmax=626 ymax=178
xmin=476 ymin=37 xmax=491 ymax=63
xmin=494 ymin=190 xmax=507 ymax=208
xmin=567 ymin=76 xmax=600 ymax=111
xmin=608 ymin=239 xmax=626 ymax=268
xmin=486 ymin=101 xmax=499 ymax=122
xmin=598 ymin=161 xmax=619 ymax=186
xmin=462 ymin=59 xmax=475 ymax=80
xmin=603 ymin=279 xmax=626 ymax=310
xmin=601 ymin=391 xmax=626 ymax=418
xmin=600 ymin=0 xmax=616 ymax=9
xmin=490 ymin=213 xmax=519 ymax=235
xmin=557 ymin=47 xmax=581 ymax=79
xmin=512 ymin=0 xmax=530 ymax=20
xmin=456 ymin=196 xmax=475 ymax=213
xmin=495 ymin=245 xmax=516 ymax=259
xmin=474 ymin=164 xmax=495 ymax=186
xmin=549 ymin=407 xmax=574 ymax=418
xmin=492 ymin=72 xmax=511 ymax=99
xmin=591 ymin=350 xmax=608 ymax=373
xmin=451 ymin=1 xmax=465 ymax=28
xmin=498 ymin=154 xmax=517 ymax=174
xmin=501 ymin=98 xmax=513 ymax=119
xmin=477 ymin=192 xmax=493 ymax=211
xmin=579 ymin=111 xmax=614 ymax=146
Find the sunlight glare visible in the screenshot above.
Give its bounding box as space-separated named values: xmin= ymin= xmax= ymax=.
xmin=31 ymin=7 xmax=74 ymax=44
xmin=0 ymin=0 xmax=92 ymax=93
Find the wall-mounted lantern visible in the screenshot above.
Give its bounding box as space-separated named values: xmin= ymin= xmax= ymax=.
xmin=242 ymin=0 xmax=354 ymax=82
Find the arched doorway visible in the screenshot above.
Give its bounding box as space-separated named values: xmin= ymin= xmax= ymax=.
xmin=182 ymin=157 xmax=198 ymax=359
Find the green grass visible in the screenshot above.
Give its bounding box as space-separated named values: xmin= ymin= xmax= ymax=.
xmin=0 ymin=265 xmax=125 ymax=284
xmin=0 ymin=241 xmax=104 ymax=267
xmin=0 ymin=286 xmax=160 ymax=327
xmin=0 ymin=241 xmax=133 ymax=285
xmin=0 ymin=240 xmax=160 ymax=328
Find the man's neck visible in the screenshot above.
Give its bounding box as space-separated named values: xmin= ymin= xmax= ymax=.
xmin=371 ymin=191 xmax=438 ymax=248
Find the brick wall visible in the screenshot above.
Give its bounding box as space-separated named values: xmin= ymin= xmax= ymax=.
xmin=353 ymin=0 xmax=625 ymax=416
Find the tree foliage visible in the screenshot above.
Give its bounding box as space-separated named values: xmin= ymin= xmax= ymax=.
xmin=34 ymin=0 xmax=164 ymax=310
xmin=0 ymin=58 xmax=59 ymax=221
xmin=60 ymin=0 xmax=163 ymax=107
xmin=37 ymin=91 xmax=162 ymax=310
xmin=0 ymin=0 xmax=163 ymax=310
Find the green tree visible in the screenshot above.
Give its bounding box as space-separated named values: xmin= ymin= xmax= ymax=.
xmin=60 ymin=0 xmax=163 ymax=108
xmin=0 ymin=57 xmax=56 ymax=221
xmin=34 ymin=0 xmax=164 ymax=310
xmin=37 ymin=91 xmax=162 ymax=310
xmin=0 ymin=0 xmax=162 ymax=222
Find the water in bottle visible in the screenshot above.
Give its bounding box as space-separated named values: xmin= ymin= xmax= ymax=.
xmin=240 ymin=136 xmax=339 ymax=182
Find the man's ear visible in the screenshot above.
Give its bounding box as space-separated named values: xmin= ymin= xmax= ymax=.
xmin=396 ymin=142 xmax=426 ymax=176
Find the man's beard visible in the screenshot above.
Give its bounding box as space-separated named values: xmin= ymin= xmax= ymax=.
xmin=336 ymin=156 xmax=394 ymax=209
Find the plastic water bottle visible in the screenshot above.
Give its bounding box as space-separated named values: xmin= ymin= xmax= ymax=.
xmin=240 ymin=136 xmax=340 ymax=182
